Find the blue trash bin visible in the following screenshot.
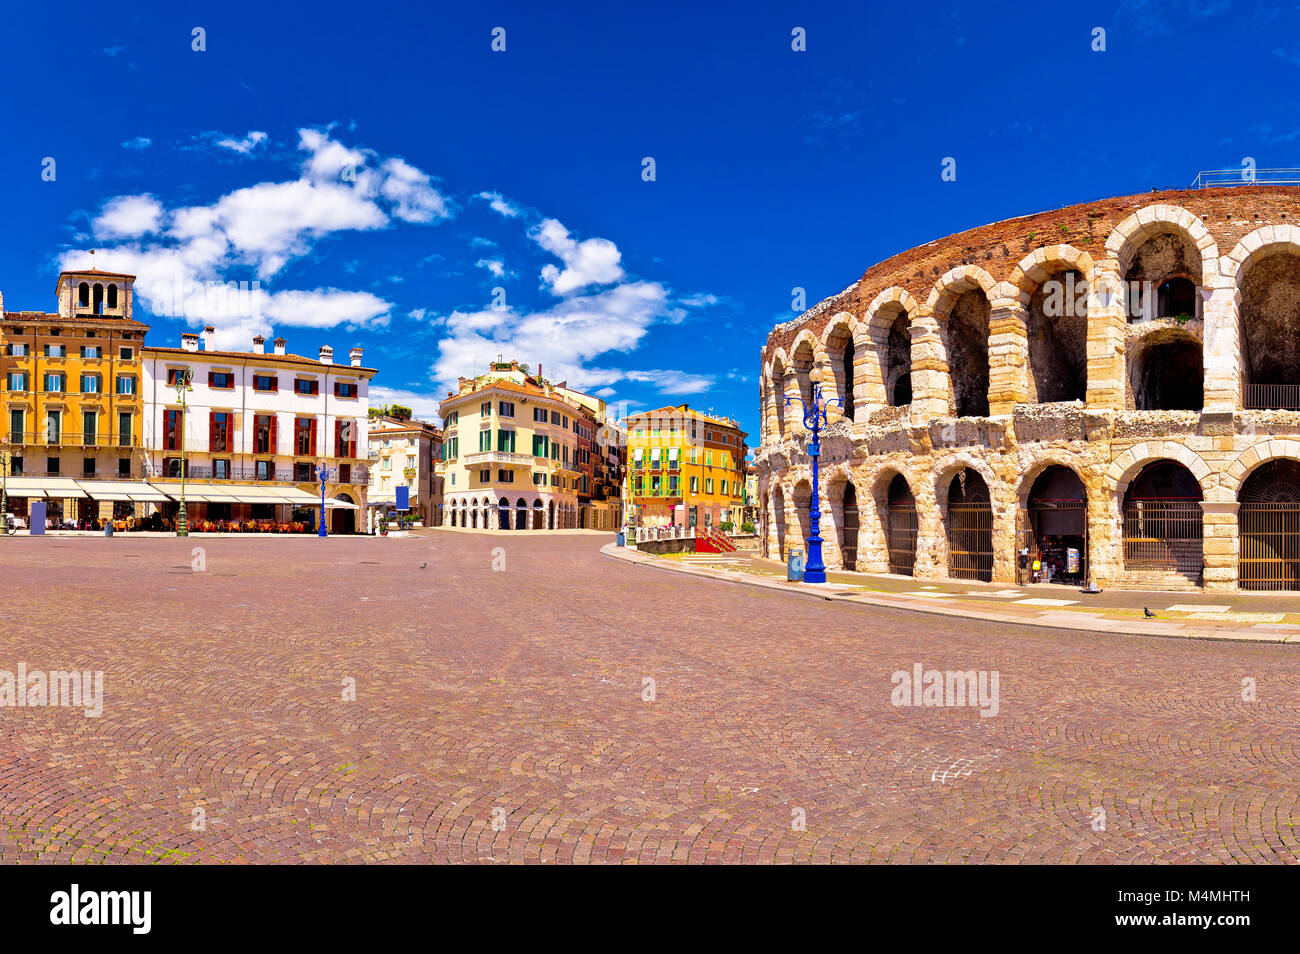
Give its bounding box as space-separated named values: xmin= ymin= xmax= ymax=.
xmin=787 ymin=548 xmax=805 ymax=581
xmin=104 ymin=521 xmax=113 ymax=537
xmin=616 ymin=531 xmax=626 ymax=547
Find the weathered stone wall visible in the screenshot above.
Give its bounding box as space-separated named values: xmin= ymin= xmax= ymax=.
xmin=756 ymin=188 xmax=1300 ymax=591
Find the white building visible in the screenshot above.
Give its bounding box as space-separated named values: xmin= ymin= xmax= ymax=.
xmin=139 ymin=329 xmax=375 ymax=532
xmin=367 ymin=416 xmax=443 ymax=527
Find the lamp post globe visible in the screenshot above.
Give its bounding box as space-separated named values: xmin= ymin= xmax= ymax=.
xmin=785 ymin=382 xmax=842 ymax=584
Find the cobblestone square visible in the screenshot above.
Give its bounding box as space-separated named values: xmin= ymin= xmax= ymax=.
xmin=0 ymin=531 xmax=1296 ymax=863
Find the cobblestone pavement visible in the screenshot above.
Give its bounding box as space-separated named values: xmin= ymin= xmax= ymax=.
xmin=0 ymin=531 xmax=1297 ymax=864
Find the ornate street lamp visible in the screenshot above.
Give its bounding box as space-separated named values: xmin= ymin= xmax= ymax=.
xmin=317 ymin=460 xmax=337 ymax=538
xmin=174 ymin=367 xmax=193 ymax=537
xmin=786 ymin=382 xmax=842 ymax=584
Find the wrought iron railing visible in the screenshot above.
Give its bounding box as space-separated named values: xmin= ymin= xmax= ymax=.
xmin=1239 ymin=502 xmax=1300 ymax=591
xmin=946 ymin=503 xmax=993 ymax=581
xmin=6 ymin=431 xmax=135 ymax=447
xmin=1190 ymin=168 xmax=1300 ymax=188
xmin=1243 ymin=383 xmax=1300 ymax=411
xmin=1122 ymin=499 xmax=1203 ymax=577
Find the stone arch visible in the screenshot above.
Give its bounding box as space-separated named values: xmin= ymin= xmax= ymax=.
xmin=768 ymin=348 xmax=790 ymax=440
xmin=789 ymin=330 xmax=821 ymax=421
xmin=1222 ymin=439 xmax=1300 ymax=499
xmin=1105 ymin=203 xmax=1219 ymax=288
xmin=1008 ymin=244 xmax=1097 ymax=299
xmin=1226 ymin=226 xmax=1300 ymax=409
xmin=1107 ymin=442 xmax=1215 ymax=498
xmin=927 ymin=266 xmax=996 ymax=417
xmin=865 ymin=288 xmax=918 ymax=409
xmin=769 ymin=482 xmax=788 ymax=560
xmin=820 ymin=312 xmax=859 ymax=422
xmin=1126 ymin=327 xmax=1203 ymax=411
xmin=1015 ymin=452 xmax=1097 ymax=507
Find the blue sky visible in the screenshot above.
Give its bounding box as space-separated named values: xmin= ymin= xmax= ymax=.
xmin=2 ymin=0 xmax=1293 ymax=444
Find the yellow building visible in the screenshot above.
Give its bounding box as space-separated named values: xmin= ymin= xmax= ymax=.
xmin=625 ymin=404 xmax=748 ymax=530
xmin=1 ymin=269 xmax=149 ymax=525
xmin=437 ymin=360 xmax=603 ymax=530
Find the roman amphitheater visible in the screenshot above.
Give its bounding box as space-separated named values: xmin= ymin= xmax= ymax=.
xmin=756 ymin=186 xmax=1300 ymax=592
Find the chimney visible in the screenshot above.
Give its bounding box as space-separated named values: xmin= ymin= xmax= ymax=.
xmin=349 ymin=347 xmax=363 ymax=367
xmin=318 ymin=345 xmax=334 ymax=365
xmin=273 ymin=337 xmax=286 ymax=355
xmin=181 ymin=333 xmax=199 ymax=353
xmin=202 ymin=326 xmax=215 ymax=351
xmin=252 ymin=334 xmax=265 ymax=354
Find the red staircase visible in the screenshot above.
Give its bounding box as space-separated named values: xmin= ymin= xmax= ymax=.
xmin=695 ymin=527 xmax=737 ymax=553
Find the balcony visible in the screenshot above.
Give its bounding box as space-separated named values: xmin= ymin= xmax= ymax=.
xmin=152 ymin=465 xmax=370 ymax=484
xmin=6 ymin=431 xmax=135 ymax=448
xmin=463 ymin=450 xmax=533 ymax=467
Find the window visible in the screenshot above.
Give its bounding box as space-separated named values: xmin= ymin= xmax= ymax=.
xmin=294 ymin=462 xmax=314 ymax=482
xmin=80 ymin=345 xmax=101 ymax=359
xmin=82 ymin=411 xmax=97 ymax=444
xmin=256 ymin=460 xmax=274 ymax=481
xmin=10 ymin=410 xmax=23 ymax=439
xmin=210 ymin=371 xmax=234 ymax=389
xmin=81 ymin=457 xmax=95 ymax=476
xmin=45 ymin=411 xmax=60 ymax=444
xmin=7 ymin=372 xmax=25 ymax=391
xmin=254 ymin=414 xmax=275 ymax=454
xmin=119 ymin=346 xmax=133 ymax=360
xmin=705 ymin=478 xmax=714 ymax=494
xmin=9 ymin=456 xmax=20 ymax=476
xmin=478 ymin=429 xmax=492 ymax=452
xmin=480 ymin=469 xmax=490 ymax=482
xmin=294 ymin=418 xmax=316 ymax=456
xmin=43 ymin=344 xmax=65 ymax=358
xmin=533 ymin=407 xmax=547 ymax=423
xmin=163 ymin=410 xmax=181 ymax=451
xmin=7 ymin=343 xmax=27 ymax=357
xmin=80 ymin=374 xmax=100 ymax=394
xmin=335 ymin=419 xmax=356 ymax=457
xmin=446 ymin=411 xmax=458 ymax=426
xmin=165 ymin=367 xmax=188 ymax=386
xmin=498 ymin=401 xmax=515 ymax=417
xmin=481 ymin=402 xmax=492 ymax=417
xmin=497 ymin=469 xmax=515 ymax=483
xmin=163 ymin=458 xmax=184 ymax=479
xmin=46 ymin=456 xmax=59 ymax=475
xmin=339 ymin=463 xmax=350 ymax=483
xmin=690 ymin=476 xmax=699 ymax=493
xmin=382 ymin=457 xmax=392 ymax=470
xmin=496 ymin=430 xmax=516 ymax=453
xmin=44 ymin=373 xmax=64 ymax=393
xmin=118 ymin=458 xmax=131 ymax=477
xmin=295 ymin=378 xmax=319 ymax=395
xmin=253 ymin=374 xmax=277 ymax=392
xmin=116 ymin=375 xmax=136 ymax=395
xmin=211 ymin=412 xmax=231 ymax=453
xmin=213 ymin=459 xmax=231 ymax=480
xmin=551 ymin=410 xmax=561 ymax=425
xmin=335 ymin=381 xmax=357 ymax=398
xmin=532 ymin=434 xmax=549 ymax=457
xmin=669 ymin=475 xmax=678 ymax=494
xmin=721 ymin=480 xmax=729 ymax=495
xmin=533 ymin=472 xmax=545 ymax=486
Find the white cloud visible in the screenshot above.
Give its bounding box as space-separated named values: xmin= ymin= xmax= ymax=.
xmin=531 ymin=218 xmax=624 ymax=295
xmin=121 ymin=137 xmax=152 ymax=151
xmin=213 ymin=130 xmax=268 ymax=155
xmin=92 ymin=194 xmax=164 ymax=240
xmin=475 ymin=257 xmax=505 ymax=278
xmin=476 ymin=191 xmax=519 ymax=217
xmin=379 ymin=157 xmax=451 ymax=223
xmin=64 ymin=129 xmax=444 ymax=341
xmin=102 ymin=44 xmax=125 ymax=57
xmin=261 ymin=288 xmax=391 ymax=329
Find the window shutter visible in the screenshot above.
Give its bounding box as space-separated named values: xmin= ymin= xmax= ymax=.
xmin=209 ymin=411 xmax=216 ymax=452
xmin=334 ymin=420 xmax=342 ymax=457
xmin=269 ymin=415 xmax=278 ymax=455
xmin=208 ymin=371 xmax=215 ymax=387
xmin=309 ymin=418 xmax=317 ymax=457
xmin=333 ymin=381 xmax=340 ymax=397
xmin=271 ymin=376 xmax=278 ymax=392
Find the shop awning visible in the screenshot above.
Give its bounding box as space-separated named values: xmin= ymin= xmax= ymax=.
xmin=75 ymin=480 xmax=174 ymax=502
xmin=326 ymin=499 xmax=359 ymax=509
xmin=2 ymin=477 xmax=87 ymax=498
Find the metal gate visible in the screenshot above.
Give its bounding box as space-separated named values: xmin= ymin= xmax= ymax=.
xmin=1121 ymin=499 xmax=1203 ymax=579
xmin=1239 ymin=502 xmax=1300 ymax=590
xmin=886 ymin=501 xmax=917 ymax=576
xmin=840 ymin=488 xmax=859 ymax=570
xmin=1021 ymin=499 xmax=1088 ymax=585
xmin=947 ymin=503 xmax=993 ymax=582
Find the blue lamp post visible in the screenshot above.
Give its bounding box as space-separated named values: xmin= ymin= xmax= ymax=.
xmin=786 ymin=382 xmax=842 ymax=584
xmin=317 ymin=460 xmax=336 ymax=538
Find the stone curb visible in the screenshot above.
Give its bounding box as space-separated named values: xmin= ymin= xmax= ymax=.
xmin=600 ymin=544 xmax=1300 ymax=646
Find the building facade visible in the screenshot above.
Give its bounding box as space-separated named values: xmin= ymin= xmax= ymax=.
xmin=140 ymin=330 xmax=374 ymax=532
xmin=625 ymin=404 xmax=748 ymax=530
xmin=437 ymin=359 xmax=620 ymax=530
xmin=757 ymin=185 xmax=1300 ymax=592
xmin=367 ymin=416 xmax=443 ymax=527
xmin=0 ymin=269 xmax=150 ymax=525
